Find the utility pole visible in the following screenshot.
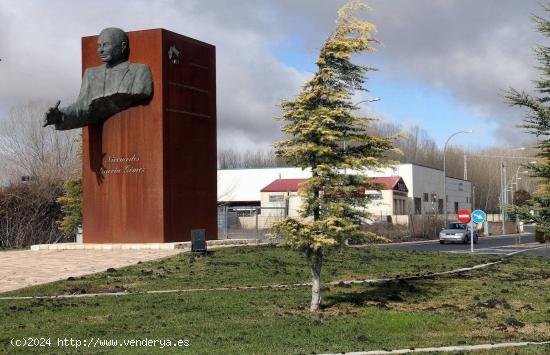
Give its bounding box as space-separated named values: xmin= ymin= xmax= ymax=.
xmin=472 ymin=185 xmax=476 ymax=210
xmin=443 ymin=129 xmax=473 ymax=225
xmin=501 ymin=160 xmax=505 ymax=234
xmin=464 ymin=152 xmax=468 ymax=180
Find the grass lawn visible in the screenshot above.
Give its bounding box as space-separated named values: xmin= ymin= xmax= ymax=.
xmin=0 ymin=246 xmax=548 ymax=354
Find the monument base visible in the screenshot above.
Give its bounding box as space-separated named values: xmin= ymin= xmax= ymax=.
xmin=30 ymin=239 xmax=262 ymax=251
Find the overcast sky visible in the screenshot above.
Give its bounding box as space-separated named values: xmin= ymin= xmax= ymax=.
xmin=0 ymin=0 xmax=545 ymax=151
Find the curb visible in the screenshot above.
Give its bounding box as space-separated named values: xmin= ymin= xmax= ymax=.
xmin=29 ymin=239 xmax=264 ymax=251
xmin=318 ymin=340 xmax=550 ymax=354
xmin=360 ymin=232 xmax=534 ymax=247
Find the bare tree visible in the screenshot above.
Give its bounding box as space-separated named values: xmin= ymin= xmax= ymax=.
xmin=0 ymin=100 xmax=81 ymax=183
xmin=0 ymin=101 xmax=81 ymax=246
xmin=217 ymin=148 xmax=288 ymax=169
xmin=365 ymin=120 xmax=539 ymax=212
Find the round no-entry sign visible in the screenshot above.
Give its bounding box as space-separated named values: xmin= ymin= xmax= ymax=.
xmin=457 ymin=209 xmax=471 ymax=223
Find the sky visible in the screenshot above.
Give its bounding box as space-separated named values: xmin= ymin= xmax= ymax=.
xmin=0 ymin=0 xmax=545 ymax=152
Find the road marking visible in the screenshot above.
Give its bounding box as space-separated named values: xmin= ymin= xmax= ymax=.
xmin=506 ymin=245 xmax=549 ymax=256
xmin=448 ymin=250 xmax=511 ymax=255
xmin=319 ymin=340 xmax=550 ymax=354
xmin=378 ymin=233 xmax=533 ymax=248
xmin=448 ymin=248 xmax=523 ymax=255
xmin=446 ymin=245 xmax=548 ymax=256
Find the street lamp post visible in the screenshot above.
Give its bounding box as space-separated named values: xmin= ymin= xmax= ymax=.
xmin=502 ymin=160 xmax=535 ymax=239
xmin=344 ymin=98 xmax=381 ymax=172
xmin=464 ymin=154 xmax=537 ymax=233
xmin=347 ymin=98 xmax=381 ymax=148
xmin=353 ymin=97 xmax=381 ymax=107
xmin=465 ymin=148 xmax=529 ymax=234
xmin=505 ymin=164 xmax=534 ymax=243
xmin=501 ymin=160 xmax=506 ymax=232
xmin=443 ymin=129 xmax=473 ymax=225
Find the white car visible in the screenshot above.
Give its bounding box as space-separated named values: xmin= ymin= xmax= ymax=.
xmin=439 ymin=222 xmax=479 ymax=244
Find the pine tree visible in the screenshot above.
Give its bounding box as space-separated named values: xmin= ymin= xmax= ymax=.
xmin=57 ymin=133 xmax=83 ymax=238
xmin=57 ymin=177 xmax=82 ymax=237
xmin=272 ymin=1 xmax=396 ymax=312
xmin=505 ymin=4 xmax=550 ymax=244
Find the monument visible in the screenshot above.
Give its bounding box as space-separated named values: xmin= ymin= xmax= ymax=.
xmin=44 ymin=28 xmax=217 ymax=243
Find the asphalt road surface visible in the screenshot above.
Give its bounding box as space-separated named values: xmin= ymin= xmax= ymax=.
xmin=381 ymin=233 xmax=550 ymax=257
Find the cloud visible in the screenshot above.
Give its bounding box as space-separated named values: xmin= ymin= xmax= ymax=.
xmin=257 ymin=0 xmax=544 ymax=145
xmin=0 ymin=0 xmax=544 ymax=150
xmin=0 ymin=0 xmax=307 ymax=151
xmin=366 ymin=0 xmax=542 ymax=144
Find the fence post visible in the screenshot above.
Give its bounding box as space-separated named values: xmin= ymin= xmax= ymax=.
xmin=255 ymin=208 xmax=259 ymax=239
xmin=224 ymin=205 xmax=228 ymax=240
xmin=284 ymin=198 xmax=289 ymax=218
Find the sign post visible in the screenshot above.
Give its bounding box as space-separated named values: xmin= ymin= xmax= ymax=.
xmin=471 ymin=210 xmax=487 ymax=253
xmin=470 ymin=220 xmax=474 ymax=252
xmin=457 ymin=209 xmax=472 ymax=252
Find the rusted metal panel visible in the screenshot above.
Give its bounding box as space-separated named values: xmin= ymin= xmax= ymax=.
xmin=82 ymin=29 xmax=216 ymax=243
xmin=162 ymin=29 xmax=217 ymax=242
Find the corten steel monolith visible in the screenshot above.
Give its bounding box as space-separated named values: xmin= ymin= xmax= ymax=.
xmin=81 ymin=29 xmax=217 ymax=243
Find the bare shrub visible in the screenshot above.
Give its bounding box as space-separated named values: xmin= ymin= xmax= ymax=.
xmin=353 ymin=222 xmax=409 ymax=244
xmin=0 ymin=179 xmax=67 ymax=247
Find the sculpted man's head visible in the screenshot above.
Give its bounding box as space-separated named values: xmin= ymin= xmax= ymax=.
xmin=97 ymin=27 xmax=129 ymax=66
xmin=43 ymin=26 xmax=154 ymax=131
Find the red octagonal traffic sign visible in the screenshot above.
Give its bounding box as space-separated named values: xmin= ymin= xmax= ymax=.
xmin=457 ymin=209 xmax=471 ymax=223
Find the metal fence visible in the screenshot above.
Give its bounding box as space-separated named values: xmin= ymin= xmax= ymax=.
xmin=216 ymin=207 xmax=517 ymax=241
xmin=218 ymin=206 xmax=287 ymax=240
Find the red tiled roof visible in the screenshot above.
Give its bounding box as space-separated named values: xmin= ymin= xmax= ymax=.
xmin=260 ymin=178 xmax=307 ymax=192
xmin=260 ymin=176 xmax=408 ymax=193
xmin=368 ymin=177 xmax=408 ymax=192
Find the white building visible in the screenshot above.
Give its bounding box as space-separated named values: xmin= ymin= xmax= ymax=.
xmin=217 ymin=167 xmax=310 ymax=206
xmin=259 ymin=176 xmax=410 ymax=220
xmin=368 ymin=163 xmax=472 ymax=216
xmin=217 ymin=164 xmax=471 ymax=217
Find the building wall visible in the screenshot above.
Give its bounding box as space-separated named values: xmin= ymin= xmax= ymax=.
xmin=369 ymin=164 xmax=471 ymax=216
xmin=260 ymin=189 xmax=408 ymax=219
xmin=260 ymin=191 xmax=302 ymax=217
xmin=218 ymin=167 xmax=311 ymax=203
xmin=446 ymin=178 xmax=472 ymax=214
xmin=223 ymin=163 xmax=472 ymax=219
xmin=365 ymin=190 xmax=408 ymax=216
xmin=364 ymin=190 xmax=392 ymax=217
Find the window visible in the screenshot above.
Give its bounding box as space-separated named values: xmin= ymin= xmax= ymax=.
xmin=367 ymin=193 xmax=382 ymax=200
xmin=269 ymin=195 xmax=284 ymax=203
xmin=414 ymin=197 xmax=422 ymax=215
xmin=423 ymin=193 xmax=429 ymax=202
xmin=454 ymin=202 xmax=459 ymax=213
xmin=233 ymin=208 xmax=257 ymax=217
xmin=438 ymin=199 xmax=444 ymax=214
xmin=466 ymin=197 xmax=469 ymax=203
xmin=446 ymin=222 xmax=466 ymax=230
xmin=394 ymin=199 xmax=407 ymax=215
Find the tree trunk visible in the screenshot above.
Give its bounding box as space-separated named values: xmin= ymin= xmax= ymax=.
xmin=310 ymin=248 xmax=323 ymax=312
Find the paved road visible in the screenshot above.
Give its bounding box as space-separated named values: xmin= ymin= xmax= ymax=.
xmin=381 ymin=233 xmax=550 ymax=257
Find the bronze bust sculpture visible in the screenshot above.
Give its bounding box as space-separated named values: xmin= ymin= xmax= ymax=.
xmin=43 ymin=27 xmax=153 ymax=130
